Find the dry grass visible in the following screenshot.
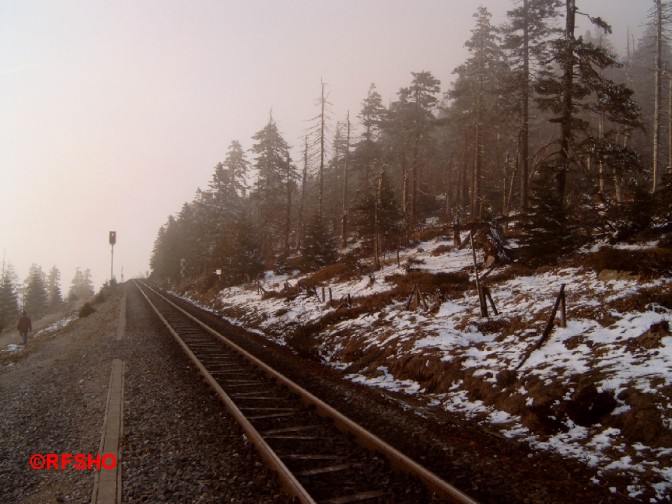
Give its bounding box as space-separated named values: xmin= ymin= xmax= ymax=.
xmin=609 ymin=283 xmax=672 ymax=312
xmin=614 ymin=387 xmax=672 ymax=447
xmin=411 ymin=227 xmax=447 ymax=242
xmin=579 ymin=246 xmax=672 ymax=278
xmin=487 ymin=263 xmax=537 ymax=283
xmin=430 ymin=244 xmax=452 ymax=256
xmin=303 ymin=262 xmax=352 ymax=287
xmin=385 ymin=270 xmax=470 ymax=294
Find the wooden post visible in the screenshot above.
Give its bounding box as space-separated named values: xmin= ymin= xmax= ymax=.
xmin=470 ymin=232 xmax=487 ymax=317
xmin=321 ymin=286 xmax=325 ymax=302
xmin=347 ymin=293 xmax=352 ymax=307
xmin=558 ymin=288 xmax=566 ymax=328
xmin=515 ymin=284 xmax=567 ymax=371
xmin=484 ymin=286 xmax=498 ymax=316
xmin=329 ymin=287 xmax=333 ymax=303
xmin=406 ymin=284 xmax=418 ymax=310
xmin=419 ymin=290 xmax=429 ymax=311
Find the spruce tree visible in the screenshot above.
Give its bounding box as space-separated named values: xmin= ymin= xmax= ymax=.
xmin=502 ymin=0 xmax=563 ymax=211
xmin=228 ymin=212 xmax=264 ymax=283
xmin=356 ymin=84 xmax=386 ymax=192
xmin=302 ymin=212 xmax=338 ymax=270
xmin=535 ymin=1 xmax=642 ymax=206
xmin=448 ymin=6 xmax=511 ymax=218
xmin=68 ymin=267 xmax=95 ymax=302
xmin=46 ymin=266 xmax=63 ymax=311
xmin=0 ymin=264 xmax=19 ymax=332
xmin=24 ymin=264 xmax=48 ymax=317
xmin=354 ymin=170 xmax=403 ymax=257
xmin=250 ymin=114 xmax=294 ymax=262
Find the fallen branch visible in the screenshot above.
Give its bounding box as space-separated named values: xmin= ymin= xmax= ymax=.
xmin=515 ymin=284 xmax=566 ymax=371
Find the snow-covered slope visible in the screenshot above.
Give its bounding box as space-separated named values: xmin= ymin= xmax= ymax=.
xmin=188 ymin=236 xmax=672 ymax=502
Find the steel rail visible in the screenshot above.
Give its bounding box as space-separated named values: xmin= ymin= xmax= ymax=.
xmin=135 ymin=281 xmax=316 ymax=504
xmin=136 ymin=280 xmax=479 ymax=504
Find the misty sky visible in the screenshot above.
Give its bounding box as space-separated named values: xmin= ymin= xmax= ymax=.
xmin=0 ymin=1 xmax=648 ymax=292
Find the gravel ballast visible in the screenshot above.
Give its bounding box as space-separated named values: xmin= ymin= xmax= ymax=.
xmin=0 ymin=284 xmax=292 ymax=503
xmin=2 ymin=281 xmax=639 ymax=503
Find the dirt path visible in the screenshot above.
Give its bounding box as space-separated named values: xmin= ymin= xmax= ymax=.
xmin=0 ymin=311 xmax=67 ymax=349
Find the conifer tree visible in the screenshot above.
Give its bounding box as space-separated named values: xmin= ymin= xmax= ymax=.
xmin=302 ymin=212 xmax=338 ymax=270
xmin=24 ymin=264 xmax=48 ymax=317
xmin=449 ymin=7 xmax=511 ymax=218
xmin=502 ymin=0 xmax=562 ymax=211
xmin=222 ymin=140 xmax=250 ymax=198
xmin=46 ymin=266 xmax=63 ymax=311
xmin=68 ymin=267 xmax=95 ymax=302
xmin=354 ymin=168 xmax=403 ymax=262
xmin=649 ymin=0 xmax=672 ymax=192
xmin=535 ymin=1 xmax=642 ymax=206
xmin=250 ymin=114 xmax=293 ymax=262
xmin=0 ymin=264 xmax=19 ymax=332
xmin=356 ymin=84 xmax=386 ymax=191
xmin=227 ymin=211 xmax=264 ymax=283
xmin=402 ymin=71 xmax=441 ymax=229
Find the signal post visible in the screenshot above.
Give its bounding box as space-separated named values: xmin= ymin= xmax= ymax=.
xmin=109 ymin=231 xmax=116 ymax=283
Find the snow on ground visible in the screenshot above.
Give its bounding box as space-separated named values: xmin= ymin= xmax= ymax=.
xmin=203 ymin=238 xmax=672 ymax=502
xmin=1 ymin=315 xmax=77 ymax=357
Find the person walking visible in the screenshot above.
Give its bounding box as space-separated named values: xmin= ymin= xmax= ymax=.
xmin=17 ymin=311 xmax=32 ymax=345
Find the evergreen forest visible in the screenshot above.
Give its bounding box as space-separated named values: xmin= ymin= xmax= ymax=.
xmin=149 ymin=1 xmax=672 ymax=287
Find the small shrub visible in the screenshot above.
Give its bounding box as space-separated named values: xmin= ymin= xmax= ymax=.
xmin=611 ymin=286 xmax=672 ymax=312
xmin=582 ymin=246 xmax=672 ymax=278
xmin=430 ymin=244 xmax=452 ymax=257
xmin=487 ymin=263 xmax=536 ymax=283
xmin=386 ymin=271 xmax=470 ymax=294
xmin=92 ymin=291 xmax=106 ymax=304
xmin=79 ymin=303 xmax=96 ymax=318
xmin=304 ymin=263 xmax=350 ymax=288
xmin=411 ymin=227 xmax=446 ymax=242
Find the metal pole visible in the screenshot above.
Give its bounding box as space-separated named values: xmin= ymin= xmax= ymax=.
xmin=111 ymin=244 xmax=114 ymax=283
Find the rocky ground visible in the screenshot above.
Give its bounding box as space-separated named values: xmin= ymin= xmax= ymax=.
xmin=0 ymin=279 xmax=650 ymax=503
xmin=0 ymin=285 xmax=290 ymax=503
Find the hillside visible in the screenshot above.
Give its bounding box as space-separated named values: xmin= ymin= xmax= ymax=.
xmin=176 ymin=228 xmax=672 ymax=502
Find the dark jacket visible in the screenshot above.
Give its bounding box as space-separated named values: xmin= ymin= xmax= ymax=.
xmin=17 ymin=314 xmax=32 ymax=332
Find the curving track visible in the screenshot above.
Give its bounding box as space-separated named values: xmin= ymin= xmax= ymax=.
xmin=134 ymin=280 xmax=478 ymax=504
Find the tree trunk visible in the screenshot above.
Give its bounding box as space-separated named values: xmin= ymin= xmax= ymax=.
xmin=373 ymin=165 xmax=384 ymax=270
xmin=284 ymin=155 xmax=292 ymax=258
xmin=471 ymin=123 xmax=482 ymax=217
xmin=668 ymin=75 xmax=672 ymax=177
xmin=557 ymin=0 xmax=576 ymax=205
xmin=521 ymin=0 xmax=530 ymax=211
xmin=460 ymin=131 xmax=469 ymax=209
xmin=318 ymin=80 xmax=326 ymax=215
xmin=444 ymin=153 xmax=454 ymax=220
xmin=296 ymin=137 xmax=309 ymax=251
xmin=410 ymin=133 xmax=419 ymax=231
xmin=598 ymin=115 xmax=605 ymax=195
xmin=401 ymin=153 xmax=410 ymax=241
xmin=653 ymin=0 xmax=663 ymax=192
xmin=340 ymin=113 xmax=351 ymax=249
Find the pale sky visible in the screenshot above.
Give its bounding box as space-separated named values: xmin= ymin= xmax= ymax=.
xmin=0 ymin=1 xmax=648 ymax=291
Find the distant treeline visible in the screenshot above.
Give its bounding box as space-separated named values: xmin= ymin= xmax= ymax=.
xmin=0 ymin=264 xmax=95 ymax=330
xmin=150 ymin=1 xmax=672 ymax=286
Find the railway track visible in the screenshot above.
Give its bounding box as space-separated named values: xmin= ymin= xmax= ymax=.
xmin=135 ymin=280 xmax=478 ymax=504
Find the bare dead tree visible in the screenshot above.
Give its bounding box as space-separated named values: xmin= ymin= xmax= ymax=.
xmin=340 ymin=112 xmax=351 ymax=249
xmin=295 ymin=136 xmax=309 ymax=251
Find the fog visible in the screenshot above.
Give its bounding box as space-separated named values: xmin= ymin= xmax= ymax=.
xmin=0 ymin=0 xmax=647 ymax=291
